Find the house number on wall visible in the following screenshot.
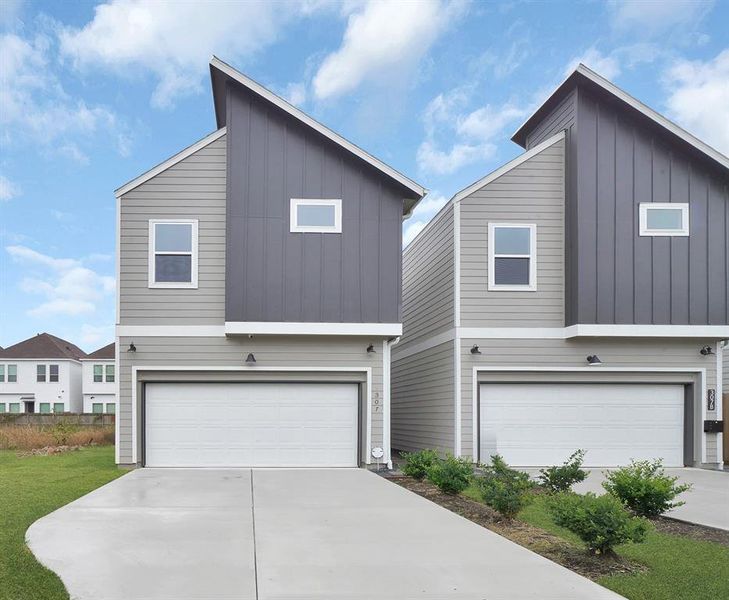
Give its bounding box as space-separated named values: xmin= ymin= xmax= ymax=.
xmin=373 ymin=395 xmax=380 ymax=412
xmin=707 ymin=389 xmax=716 ymax=412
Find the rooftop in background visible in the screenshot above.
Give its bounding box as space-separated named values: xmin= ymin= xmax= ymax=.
xmin=83 ymin=342 xmax=115 ymax=361
xmin=0 ymin=333 xmax=87 ymax=361
xmin=512 ymin=63 xmax=729 ymax=173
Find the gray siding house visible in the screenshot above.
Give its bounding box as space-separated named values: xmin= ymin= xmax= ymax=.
xmin=115 ymin=57 xmax=424 ymax=468
xmin=393 ymin=65 xmax=728 ymax=469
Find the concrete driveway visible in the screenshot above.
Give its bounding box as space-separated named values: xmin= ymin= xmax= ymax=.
xmin=573 ymin=468 xmax=729 ymax=531
xmin=27 ymin=468 xmax=621 ymax=600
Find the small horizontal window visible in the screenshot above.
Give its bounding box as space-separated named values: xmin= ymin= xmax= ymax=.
xmin=10 ymin=403 xmax=20 ymax=414
xmin=488 ymin=223 xmax=537 ymax=291
xmin=39 ymin=403 xmax=51 ymax=414
xmin=106 ymin=403 xmax=116 ymax=414
xmin=92 ymin=403 xmax=103 ymax=414
xmin=53 ymin=403 xmax=64 ymax=413
xmin=149 ymin=220 xmax=198 ymax=288
xmin=639 ymin=203 xmax=689 ymax=236
xmin=290 ymin=199 xmax=342 ymax=233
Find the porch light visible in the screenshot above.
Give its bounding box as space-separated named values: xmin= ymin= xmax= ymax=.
xmin=245 ymin=353 xmax=256 ymax=364
xmin=470 ymin=345 xmax=482 ymax=355
xmin=586 ymin=355 xmax=602 ymax=366
xmin=127 ymin=342 xmax=136 ymax=353
xmin=366 ymin=344 xmax=376 ymax=353
xmin=699 ymin=345 xmax=714 ymax=356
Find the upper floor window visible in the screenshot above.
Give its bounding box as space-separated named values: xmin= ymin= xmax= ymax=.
xmin=149 ymin=220 xmax=198 ymax=288
xmin=488 ymin=223 xmax=537 ymax=291
xmin=49 ymin=364 xmax=59 ymax=382
xmin=290 ymin=199 xmax=342 ymax=233
xmin=37 ymin=364 xmax=46 ymax=382
xmin=93 ymin=365 xmax=103 ymax=382
xmin=7 ymin=365 xmax=16 ymax=382
xmin=105 ymin=364 xmax=115 ymax=383
xmin=639 ymin=203 xmax=689 ymax=237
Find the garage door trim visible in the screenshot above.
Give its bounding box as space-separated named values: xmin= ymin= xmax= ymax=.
xmin=470 ymin=366 xmax=703 ymax=465
xmin=129 ymin=365 xmax=373 ymax=466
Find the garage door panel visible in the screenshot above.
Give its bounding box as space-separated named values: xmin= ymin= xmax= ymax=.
xmin=480 ymin=383 xmax=684 ymax=467
xmin=145 ymin=382 xmax=358 ymax=467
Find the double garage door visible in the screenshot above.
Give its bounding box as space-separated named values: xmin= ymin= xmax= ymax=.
xmin=145 ymin=382 xmax=359 ymax=467
xmin=480 ymin=383 xmax=686 ymax=467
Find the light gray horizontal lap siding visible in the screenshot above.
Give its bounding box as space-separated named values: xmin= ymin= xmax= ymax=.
xmin=117 ymin=335 xmax=384 ymax=464
xmin=400 ymin=204 xmax=455 ymax=347
xmin=391 ymin=340 xmax=455 ymax=454
xmin=458 ymin=337 xmax=720 ymax=463
xmin=459 ymin=138 xmax=565 ymax=327
xmin=119 ymin=136 xmax=227 ymax=326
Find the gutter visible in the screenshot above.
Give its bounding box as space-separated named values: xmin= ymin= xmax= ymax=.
xmin=383 ymin=336 xmax=400 ymax=470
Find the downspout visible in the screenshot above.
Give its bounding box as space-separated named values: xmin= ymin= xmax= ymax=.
xmin=718 ymin=340 xmax=727 ymax=468
xmin=383 ymin=336 xmax=400 ymax=470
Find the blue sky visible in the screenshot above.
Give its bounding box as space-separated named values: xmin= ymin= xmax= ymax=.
xmin=0 ymin=0 xmax=727 ymax=350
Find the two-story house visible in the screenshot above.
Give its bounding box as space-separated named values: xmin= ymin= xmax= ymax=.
xmin=114 ymin=57 xmax=425 ymax=468
xmin=0 ymin=333 xmax=85 ymax=414
xmin=393 ymin=64 xmax=728 ymax=469
xmin=81 ymin=343 xmax=116 ymax=414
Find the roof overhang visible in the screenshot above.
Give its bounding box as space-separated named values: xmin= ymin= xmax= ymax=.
xmin=512 ymin=64 xmax=729 ymax=173
xmin=209 ymin=56 xmax=426 ymax=214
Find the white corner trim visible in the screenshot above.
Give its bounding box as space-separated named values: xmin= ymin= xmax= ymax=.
xmin=130 ymin=365 xmax=373 ymax=466
xmin=115 ymin=128 xmax=226 ymax=197
xmin=224 ymin=322 xmax=402 ymax=336
xmin=382 ymin=338 xmax=399 ymax=469
xmin=454 ymin=338 xmax=462 ymax=457
xmin=114 ymin=336 xmax=120 ymax=465
xmin=454 ymin=202 xmax=461 ymax=328
xmin=210 ymin=57 xmax=426 ymax=198
xmin=115 ymin=195 xmax=121 ymax=325
xmin=716 ymin=341 xmax=724 ymax=468
xmin=117 ymin=325 xmax=226 ymax=337
xmin=565 ymin=324 xmax=729 ymax=338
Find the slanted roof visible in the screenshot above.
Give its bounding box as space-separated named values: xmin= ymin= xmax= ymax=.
xmin=209 ymin=56 xmax=426 ymax=214
xmin=512 ymin=64 xmax=729 ymax=173
xmin=83 ymin=342 xmax=115 ymax=361
xmin=0 ymin=333 xmax=86 ymax=361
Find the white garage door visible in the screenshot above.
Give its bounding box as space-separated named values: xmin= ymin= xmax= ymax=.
xmin=145 ymin=382 xmax=358 ymax=467
xmin=480 ymin=383 xmax=684 ymax=467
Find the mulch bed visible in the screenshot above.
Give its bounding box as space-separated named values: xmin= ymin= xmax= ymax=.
xmin=386 ymin=474 xmax=646 ymax=581
xmin=653 ymin=515 xmax=729 ymax=546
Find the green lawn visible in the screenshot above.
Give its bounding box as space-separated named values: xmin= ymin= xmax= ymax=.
xmin=519 ymin=495 xmax=729 ymax=600
xmin=0 ymin=446 xmax=125 ymax=600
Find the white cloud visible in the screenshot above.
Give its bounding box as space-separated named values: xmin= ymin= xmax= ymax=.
xmin=79 ymin=323 xmax=114 ymax=347
xmin=0 ymin=32 xmax=128 ymax=161
xmin=403 ymin=220 xmax=427 ymax=247
xmin=609 ymin=0 xmax=713 ymax=36
xmin=565 ymin=47 xmax=621 ymax=80
xmin=663 ymin=50 xmax=729 ymax=156
xmin=283 ymin=82 xmax=307 ymax=107
xmin=312 ymin=0 xmax=465 ymax=100
xmin=6 ymin=245 xmax=115 ymax=318
xmin=403 ymin=192 xmax=449 ymax=247
xmin=416 ymin=87 xmax=527 ymax=175
xmin=0 ymin=175 xmax=20 ymax=201
xmin=59 ymin=0 xmax=327 ymax=108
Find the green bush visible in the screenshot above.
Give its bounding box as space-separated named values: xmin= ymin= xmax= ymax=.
xmin=538 ymin=449 xmax=588 ymax=493
xmin=401 ymin=449 xmax=440 ymax=480
xmin=427 ymin=454 xmax=473 ymax=494
xmin=474 ymin=455 xmax=535 ymax=518
xmin=602 ymin=459 xmax=692 ymax=518
xmin=50 ymin=422 xmax=80 ymax=446
xmin=548 ymin=492 xmax=649 ymax=555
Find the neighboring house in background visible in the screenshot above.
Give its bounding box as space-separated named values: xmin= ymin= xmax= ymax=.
xmin=0 ymin=333 xmax=86 ymax=414
xmin=393 ymin=64 xmax=728 ymax=469
xmin=81 ymin=343 xmax=116 ymax=414
xmin=114 ymin=57 xmax=425 ymax=468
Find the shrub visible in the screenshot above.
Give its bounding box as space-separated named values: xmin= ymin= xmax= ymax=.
xmin=50 ymin=422 xmax=80 ymax=446
xmin=602 ymin=459 xmax=692 ymax=518
xmin=401 ymin=449 xmax=440 ymax=480
xmin=427 ymin=454 xmax=473 ymax=494
xmin=0 ymin=425 xmax=115 ymax=450
xmin=548 ymin=492 xmax=648 ymax=555
xmin=474 ymin=454 xmax=535 ymax=518
xmin=538 ymin=449 xmax=588 ymax=493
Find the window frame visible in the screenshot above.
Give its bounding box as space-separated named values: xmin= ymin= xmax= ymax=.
xmin=37 ymin=364 xmax=46 ymax=383
xmin=39 ymin=403 xmax=51 ymax=414
xmin=639 ymin=203 xmax=689 ymax=237
xmin=53 ymin=403 xmax=64 ymax=413
xmin=0 ymin=404 xmax=5 ymax=413
xmin=49 ymin=364 xmax=59 ymax=383
xmin=148 ymin=219 xmax=199 ymax=289
xmin=92 ymin=403 xmax=104 ymax=414
xmin=7 ymin=364 xmax=16 ymax=383
xmin=488 ymin=223 xmax=537 ymax=292
xmin=0 ymin=365 xmax=4 ymax=383
xmin=93 ymin=364 xmax=103 ymax=383
xmin=290 ymin=198 xmax=342 ymax=233
xmin=106 ymin=403 xmax=116 ymax=414
xmin=9 ymin=403 xmax=20 ymax=414
xmin=105 ymin=364 xmax=115 ymax=383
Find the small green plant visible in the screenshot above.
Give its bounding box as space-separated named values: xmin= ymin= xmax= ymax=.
xmin=50 ymin=422 xmax=80 ymax=446
xmin=401 ymin=449 xmax=440 ymax=480
xmin=548 ymin=492 xmax=649 ymax=555
xmin=474 ymin=455 xmax=535 ymax=518
xmin=538 ymin=449 xmax=588 ymax=493
xmin=427 ymin=454 xmax=473 ymax=494
xmin=602 ymin=459 xmax=692 ymax=518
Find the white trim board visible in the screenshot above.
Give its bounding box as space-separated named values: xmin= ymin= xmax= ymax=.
xmin=210 ymin=57 xmax=426 ymax=200
xmin=115 ymin=128 xmax=226 ymax=197
xmin=129 ymin=365 xmax=373 ymax=465
xmin=225 ymin=322 xmax=402 ymax=336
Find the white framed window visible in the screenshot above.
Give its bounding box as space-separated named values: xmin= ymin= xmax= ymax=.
xmin=39 ymin=403 xmax=51 ymax=414
xmin=639 ymin=203 xmax=689 ymax=236
xmin=37 ymin=364 xmax=46 ymax=382
xmin=92 ymin=403 xmax=103 ymax=414
xmin=49 ymin=364 xmax=59 ymax=382
xmin=53 ymin=402 xmax=64 ymax=413
xmin=149 ymin=220 xmax=198 ymax=288
xmin=488 ymin=223 xmax=537 ymax=291
xmin=7 ymin=364 xmax=16 ymax=382
xmin=93 ymin=365 xmax=103 ymax=383
xmin=290 ymin=199 xmax=342 ymax=233
xmin=106 ymin=403 xmax=116 ymax=414
xmin=105 ymin=364 xmax=115 ymax=383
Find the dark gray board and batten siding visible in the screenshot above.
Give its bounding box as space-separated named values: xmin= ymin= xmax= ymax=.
xmin=225 ymin=82 xmax=411 ymax=324
xmin=524 ymin=84 xmax=729 ymax=326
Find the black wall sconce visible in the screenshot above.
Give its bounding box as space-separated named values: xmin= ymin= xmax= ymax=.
xmin=470 ymin=345 xmax=481 ymax=355
xmin=127 ymin=342 xmax=136 ymax=353
xmin=245 ymin=353 xmax=256 ymax=364
xmin=699 ymin=345 xmax=714 ymax=356
xmin=366 ymin=344 xmax=376 ymax=354
xmin=586 ymin=355 xmax=602 ymax=365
